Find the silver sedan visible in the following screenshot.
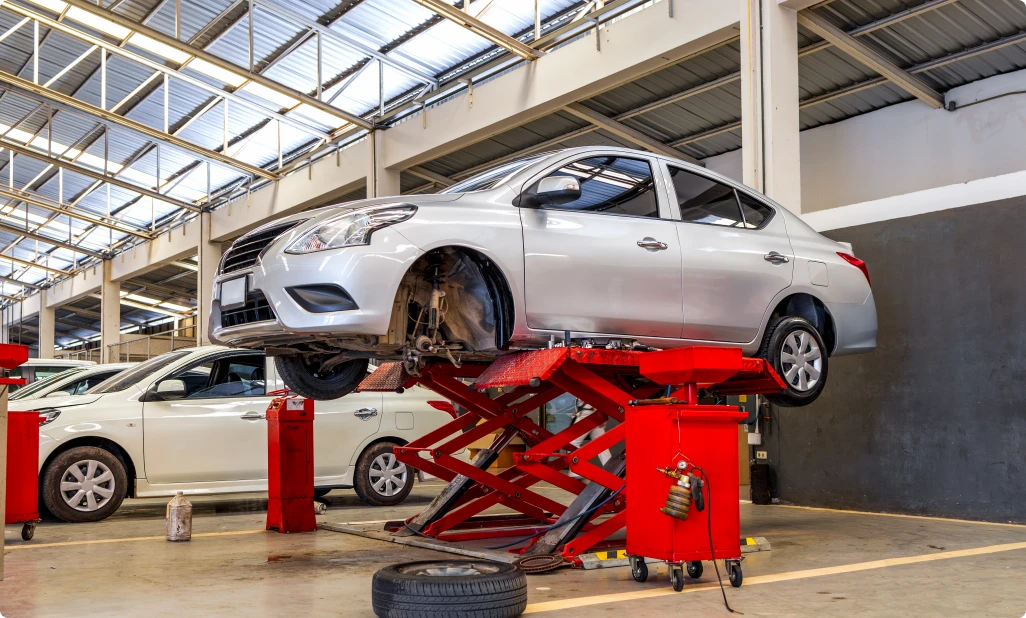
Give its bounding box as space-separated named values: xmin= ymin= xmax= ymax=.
xmin=209 ymin=147 xmax=876 ymax=406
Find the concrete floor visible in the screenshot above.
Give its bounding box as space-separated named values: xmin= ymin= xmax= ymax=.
xmin=2 ymin=483 xmax=1025 ymax=617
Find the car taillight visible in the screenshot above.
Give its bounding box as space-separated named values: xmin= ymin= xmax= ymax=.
xmin=837 ymin=252 xmax=870 ymax=286
xmin=427 ymin=400 xmax=458 ymax=419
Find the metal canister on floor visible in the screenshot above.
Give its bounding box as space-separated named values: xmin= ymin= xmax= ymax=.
xmin=166 ymin=492 xmax=193 ymax=541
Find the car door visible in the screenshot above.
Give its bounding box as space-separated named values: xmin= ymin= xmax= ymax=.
xmin=310 ymin=372 xmax=383 ymax=480
xmin=143 ymin=351 xmax=273 ymax=485
xmin=664 ymin=164 xmax=794 ymax=343
xmin=520 ymin=154 xmax=684 ymax=338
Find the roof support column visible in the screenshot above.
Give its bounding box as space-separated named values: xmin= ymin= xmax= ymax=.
xmin=368 ymin=130 xmax=401 ymax=198
xmin=38 ymin=291 xmax=55 ymax=359
xmin=740 ymin=0 xmax=802 ymax=213
xmin=100 ymin=260 xmax=120 ymax=364
xmin=197 ymin=212 xmax=223 ymax=346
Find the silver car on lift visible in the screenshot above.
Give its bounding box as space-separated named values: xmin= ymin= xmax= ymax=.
xmin=208 ymin=147 xmax=876 ymax=406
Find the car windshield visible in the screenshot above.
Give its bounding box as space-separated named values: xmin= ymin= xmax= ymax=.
xmin=9 ymin=367 xmax=87 ymax=400
xmin=89 ymin=351 xmax=191 ymax=394
xmin=440 ymin=155 xmax=547 ymax=194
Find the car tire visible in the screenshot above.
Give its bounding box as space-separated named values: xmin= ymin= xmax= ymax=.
xmin=41 ymin=446 xmax=129 ymax=523
xmin=758 ymin=316 xmax=829 ymax=407
xmin=372 ymin=560 xmax=527 ymax=618
xmin=354 ymin=442 xmax=414 ymax=507
xmin=275 ymin=355 xmax=368 ymax=400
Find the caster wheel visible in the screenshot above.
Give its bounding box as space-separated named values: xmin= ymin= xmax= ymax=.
xmin=671 ymin=566 xmax=685 ymax=592
xmin=727 ymin=562 xmax=743 ymax=588
xmin=630 ymin=557 xmax=648 ymax=583
xmin=686 ymin=560 xmax=703 ymax=579
xmin=21 ymin=521 xmax=36 ymax=541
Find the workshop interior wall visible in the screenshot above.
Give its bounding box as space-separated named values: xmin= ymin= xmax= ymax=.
xmin=763 ymin=195 xmax=1026 ymax=522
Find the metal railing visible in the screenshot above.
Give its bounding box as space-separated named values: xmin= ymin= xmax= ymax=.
xmin=105 ymin=325 xmax=198 ymax=363
xmin=55 ymin=348 xmax=104 ymax=363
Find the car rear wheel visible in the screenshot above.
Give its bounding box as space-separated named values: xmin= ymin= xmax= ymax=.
xmin=42 ymin=446 xmax=128 ymax=523
xmin=354 ymin=442 xmax=413 ymax=507
xmin=758 ymin=316 xmax=829 ymax=407
xmin=275 ymin=355 xmax=368 ymax=400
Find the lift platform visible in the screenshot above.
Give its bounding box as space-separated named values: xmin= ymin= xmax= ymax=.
xmin=352 ymin=345 xmax=785 ymax=571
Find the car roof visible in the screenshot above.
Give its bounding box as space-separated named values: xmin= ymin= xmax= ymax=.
xmin=23 ymin=358 xmax=95 ymax=366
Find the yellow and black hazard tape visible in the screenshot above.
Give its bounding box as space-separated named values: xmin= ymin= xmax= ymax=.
xmin=594 ymin=549 xmax=628 ymax=561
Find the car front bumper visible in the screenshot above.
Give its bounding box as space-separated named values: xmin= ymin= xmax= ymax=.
xmin=209 ymin=228 xmax=423 ymax=348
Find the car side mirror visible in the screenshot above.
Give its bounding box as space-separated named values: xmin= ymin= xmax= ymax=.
xmin=520 ymin=175 xmax=581 ymax=208
xmin=153 ymin=379 xmax=187 ymax=401
xmin=45 ymin=390 xmax=71 ymax=398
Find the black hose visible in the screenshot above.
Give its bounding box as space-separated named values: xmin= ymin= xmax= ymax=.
xmin=692 ymin=465 xmax=742 ymax=615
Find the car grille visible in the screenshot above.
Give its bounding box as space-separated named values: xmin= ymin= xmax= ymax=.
xmin=220 ymin=220 xmax=305 ymax=274
xmin=221 ymin=291 xmax=275 ymax=328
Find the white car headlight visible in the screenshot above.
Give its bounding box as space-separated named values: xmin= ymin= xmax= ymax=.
xmin=38 ymin=408 xmax=61 ymax=426
xmin=286 ymin=204 xmax=417 ymax=254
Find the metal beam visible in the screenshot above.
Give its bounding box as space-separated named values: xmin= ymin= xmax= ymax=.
xmin=59 ymin=0 xmax=372 ymax=131
xmin=407 ymin=0 xmax=542 ymax=61
xmin=407 ymin=165 xmax=455 ymax=187
xmin=0 ymin=274 xmax=42 ymax=290
xmin=0 ymin=70 xmax=278 ymax=181
xmin=0 ymin=140 xmax=202 ymax=213
xmin=563 ymin=102 xmax=702 ymax=165
xmin=797 ymin=9 xmax=945 ymax=109
xmin=0 ymin=220 xmax=106 ymax=259
xmin=0 ymin=252 xmax=64 ymax=275
xmin=0 ymin=2 xmax=334 ymax=140
xmin=0 ymin=186 xmax=152 ymax=240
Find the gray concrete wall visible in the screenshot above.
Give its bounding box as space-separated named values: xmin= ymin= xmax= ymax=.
xmin=763 ymin=196 xmax=1026 ymax=522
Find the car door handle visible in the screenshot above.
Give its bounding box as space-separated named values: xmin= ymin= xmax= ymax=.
xmin=764 ymin=251 xmax=790 ymax=264
xmin=354 ymin=407 xmax=378 ymax=420
xmin=637 ymin=237 xmax=668 ymax=251
xmin=240 ymin=412 xmax=266 ymax=421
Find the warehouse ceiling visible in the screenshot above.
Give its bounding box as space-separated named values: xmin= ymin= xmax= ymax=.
xmin=2 ymin=0 xmax=1026 ymax=351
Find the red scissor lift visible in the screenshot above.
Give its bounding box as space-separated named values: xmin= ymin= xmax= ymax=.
xmin=358 ymin=344 xmax=785 ymax=582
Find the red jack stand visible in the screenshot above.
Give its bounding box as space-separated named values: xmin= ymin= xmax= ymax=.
xmin=357 ymin=345 xmax=785 ymax=567
xmin=265 ymin=396 xmax=316 ymax=533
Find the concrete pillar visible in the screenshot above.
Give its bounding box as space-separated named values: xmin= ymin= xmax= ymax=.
xmin=38 ymin=291 xmax=55 ymax=359
xmin=368 ymin=130 xmax=401 ymax=198
xmin=100 ymin=260 xmax=120 ymax=364
xmin=197 ymin=212 xmax=223 ymax=346
xmin=740 ymin=0 xmax=802 ymax=213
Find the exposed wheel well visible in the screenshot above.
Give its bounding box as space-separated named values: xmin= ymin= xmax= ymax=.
xmin=391 ymin=246 xmax=515 ymax=352
xmin=40 ymin=437 xmax=139 ymax=498
xmin=770 ymin=293 xmax=836 ymax=355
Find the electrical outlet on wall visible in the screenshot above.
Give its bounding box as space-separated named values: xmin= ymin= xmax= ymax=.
xmin=755 ymin=450 xmax=768 ymax=460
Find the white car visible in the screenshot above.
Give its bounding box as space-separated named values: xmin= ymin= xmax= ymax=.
xmin=12 ymin=346 xmax=458 ymax=523
xmin=209 ymin=146 xmax=876 ymax=407
xmin=9 ymin=363 xmax=135 ymax=401
xmin=9 ymin=358 xmax=95 ymax=391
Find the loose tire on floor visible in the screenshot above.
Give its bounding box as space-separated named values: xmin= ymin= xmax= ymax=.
xmin=41 ymin=446 xmax=128 ymax=523
xmin=758 ymin=316 xmax=829 ymax=407
xmin=275 ymin=355 xmax=368 ymax=401
xmin=354 ymin=442 xmax=414 ymax=507
xmin=372 ymin=560 xmax=527 ymax=618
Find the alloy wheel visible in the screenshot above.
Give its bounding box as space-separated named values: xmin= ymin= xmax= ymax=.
xmin=369 ymin=453 xmax=408 ymax=497
xmin=60 ymin=459 xmax=116 ymax=512
xmin=779 ymin=329 xmax=823 ymax=392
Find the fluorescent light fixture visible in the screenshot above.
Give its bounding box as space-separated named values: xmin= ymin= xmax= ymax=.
xmin=124 ymin=293 xmax=161 ymax=305
xmin=128 ymin=33 xmax=191 ymax=64
xmin=189 ymin=58 xmax=248 ymax=87
xmin=292 ymin=103 xmax=350 ymax=129
xmin=158 ymin=302 xmax=192 ymax=312
xmin=23 ymin=0 xmax=69 ymax=14
xmin=240 ymin=82 xmax=299 ymax=109
xmin=66 ymin=6 xmax=131 ymax=39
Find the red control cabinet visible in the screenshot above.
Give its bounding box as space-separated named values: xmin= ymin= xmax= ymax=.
xmin=265 ymin=396 xmax=316 ymax=533
xmin=626 ymin=405 xmax=746 ymax=564
xmin=5 ymin=410 xmax=39 ymax=540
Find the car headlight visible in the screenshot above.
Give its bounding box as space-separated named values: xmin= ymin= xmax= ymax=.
xmin=286 ymin=204 xmax=417 ymax=254
xmin=38 ymin=408 xmax=61 ymax=426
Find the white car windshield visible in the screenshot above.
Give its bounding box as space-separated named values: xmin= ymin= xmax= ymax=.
xmin=440 ymin=155 xmax=547 ymax=194
xmin=9 ymin=367 xmax=87 ymax=400
xmin=89 ymin=351 xmax=191 ymax=394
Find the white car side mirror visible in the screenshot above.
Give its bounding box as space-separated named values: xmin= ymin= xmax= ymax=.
xmin=521 ymin=175 xmax=581 ymax=208
xmin=45 ymin=390 xmax=71 ymax=398
xmin=155 ymin=379 xmax=187 ymax=400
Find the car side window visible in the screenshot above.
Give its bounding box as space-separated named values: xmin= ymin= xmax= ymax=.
xmin=161 ymin=354 xmax=266 ymax=399
xmin=540 ymin=156 xmax=660 ymax=218
xmin=668 ymin=166 xmax=744 ymax=227
xmin=736 ymin=191 xmax=774 ymax=229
